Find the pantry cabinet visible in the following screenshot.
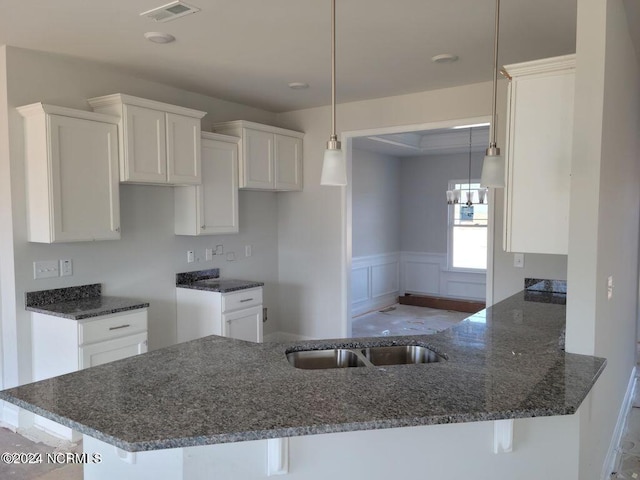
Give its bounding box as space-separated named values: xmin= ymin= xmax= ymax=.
xmin=176 ymin=287 xmax=263 ymax=343
xmin=31 ymin=308 xmax=148 ymax=439
xmin=88 ymin=94 xmax=206 ymax=185
xmin=503 ymin=54 xmax=575 ymax=255
xmin=17 ymin=103 xmax=121 ymax=243
xmin=174 ymin=132 xmax=240 ymax=235
xmin=212 ymin=120 xmax=303 ymax=191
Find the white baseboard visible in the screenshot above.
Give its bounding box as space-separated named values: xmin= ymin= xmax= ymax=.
xmin=601 ymin=366 xmax=637 ymax=480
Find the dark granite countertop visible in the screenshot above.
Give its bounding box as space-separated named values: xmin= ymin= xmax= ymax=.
xmin=1 ymin=289 xmax=605 ymax=452
xmin=24 ymin=284 xmax=149 ymax=320
xmin=175 ymin=268 xmax=264 ymax=293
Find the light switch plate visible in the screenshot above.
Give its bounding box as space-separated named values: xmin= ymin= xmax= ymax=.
xmin=513 ymin=253 xmax=524 ymax=268
xmin=205 ymin=248 xmax=213 ymax=261
xmin=34 ymin=260 xmax=59 ymax=279
xmin=187 ymin=251 xmax=195 ymax=263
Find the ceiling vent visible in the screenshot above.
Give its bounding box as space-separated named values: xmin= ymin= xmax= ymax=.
xmin=140 ymin=1 xmax=200 ymax=22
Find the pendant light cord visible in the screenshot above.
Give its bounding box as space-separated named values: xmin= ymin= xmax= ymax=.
xmin=489 ymin=0 xmax=500 ymax=150
xmin=331 ymin=0 xmax=337 ymax=140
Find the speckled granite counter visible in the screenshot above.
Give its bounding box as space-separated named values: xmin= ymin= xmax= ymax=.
xmin=25 ymin=284 xmax=149 ymax=320
xmin=176 ymin=268 xmax=264 ymax=293
xmin=1 ymin=288 xmax=605 ymax=452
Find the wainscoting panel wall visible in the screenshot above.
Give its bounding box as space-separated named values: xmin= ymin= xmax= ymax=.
xmin=351 ymin=253 xmax=400 ymax=317
xmin=351 ymin=252 xmax=486 ymax=318
xmin=400 ymin=252 xmax=486 ymax=301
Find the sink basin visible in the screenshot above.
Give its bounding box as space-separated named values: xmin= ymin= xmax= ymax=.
xmin=287 ymin=345 xmax=443 ymax=369
xmin=361 ymin=345 xmax=442 ymax=366
xmin=286 ymin=349 xmax=367 ymax=369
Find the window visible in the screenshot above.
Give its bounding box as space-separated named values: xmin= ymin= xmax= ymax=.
xmin=448 ymin=181 xmax=488 ymax=270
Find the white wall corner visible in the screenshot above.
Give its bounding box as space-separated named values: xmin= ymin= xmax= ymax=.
xmin=267 ymin=437 xmax=289 ymax=476
xmin=493 ymin=419 xmax=514 ymax=454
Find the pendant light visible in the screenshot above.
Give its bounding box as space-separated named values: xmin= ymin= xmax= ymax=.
xmin=446 ymin=128 xmax=487 ymax=205
xmin=320 ymin=0 xmax=347 ymax=186
xmin=480 ymin=0 xmax=505 ymax=188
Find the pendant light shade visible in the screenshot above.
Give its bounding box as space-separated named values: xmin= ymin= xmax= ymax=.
xmin=321 ymin=145 xmax=347 ymax=185
xmin=320 ymin=0 xmax=347 ymax=186
xmin=480 ymin=0 xmax=505 ymax=188
xmin=480 ymin=150 xmax=505 ymax=187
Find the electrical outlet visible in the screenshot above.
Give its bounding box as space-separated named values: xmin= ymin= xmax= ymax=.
xmin=187 ymin=251 xmax=195 ymax=263
xmin=205 ymin=248 xmax=213 ymax=261
xmin=34 ymin=260 xmax=59 ymax=279
xmin=215 ymin=245 xmax=224 ymax=255
xmin=607 ymin=275 xmax=614 ymax=300
xmin=245 ymin=245 xmax=252 ymax=257
xmin=59 ymin=259 xmax=73 ymax=277
xmin=513 ymin=253 xmax=524 ymax=268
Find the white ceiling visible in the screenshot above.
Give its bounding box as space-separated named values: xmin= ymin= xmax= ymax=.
xmin=0 ymin=0 xmax=582 ymax=112
xmin=352 ymin=125 xmax=489 ymax=157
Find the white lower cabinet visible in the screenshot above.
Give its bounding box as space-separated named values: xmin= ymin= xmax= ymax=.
xmin=222 ymin=306 xmax=263 ymax=342
xmin=176 ymin=287 xmax=263 ymax=343
xmin=31 ymin=309 xmax=148 ymax=440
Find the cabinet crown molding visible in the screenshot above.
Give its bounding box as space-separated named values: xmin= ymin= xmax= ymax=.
xmin=201 ymin=131 xmax=240 ymax=143
xmin=504 ymin=54 xmax=576 ymax=78
xmin=16 ymin=103 xmax=119 ymax=124
xmin=87 ymin=94 xmax=207 ymax=119
xmin=212 ymin=120 xmax=304 ymax=138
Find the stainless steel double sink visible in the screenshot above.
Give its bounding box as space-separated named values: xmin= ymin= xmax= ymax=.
xmin=286 ymin=345 xmax=443 ymax=369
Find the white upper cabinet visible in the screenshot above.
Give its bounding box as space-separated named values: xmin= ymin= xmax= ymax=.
xmin=175 ymin=132 xmax=240 ymax=236
xmin=88 ymin=94 xmax=206 ymax=185
xmin=503 ymin=54 xmax=575 ymax=255
xmin=17 ymin=103 xmax=121 ymax=243
xmin=275 ymin=133 xmax=303 ymax=190
xmin=212 ymin=120 xmax=304 ymax=191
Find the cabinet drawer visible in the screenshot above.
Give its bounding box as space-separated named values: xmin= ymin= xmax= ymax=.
xmin=79 ymin=309 xmax=148 ymax=345
xmin=222 ymin=288 xmax=262 ymax=312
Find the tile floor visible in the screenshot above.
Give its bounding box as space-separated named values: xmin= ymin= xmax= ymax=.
xmin=0 ymin=428 xmax=82 ymax=479
xmin=351 ymin=303 xmax=470 ymax=337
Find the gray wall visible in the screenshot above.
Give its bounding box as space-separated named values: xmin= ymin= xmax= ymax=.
xmin=400 ymin=151 xmax=483 ymax=253
xmin=352 ymin=149 xmax=400 ymax=257
xmin=1 ymin=46 xmax=280 ymax=387
xmin=567 ymin=0 xmax=640 ymax=476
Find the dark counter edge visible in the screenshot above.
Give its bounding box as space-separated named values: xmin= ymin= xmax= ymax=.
xmin=25 ymin=303 xmax=150 ymax=320
xmin=0 ymin=352 xmax=606 ymax=452
xmin=176 ymin=282 xmax=264 ymax=294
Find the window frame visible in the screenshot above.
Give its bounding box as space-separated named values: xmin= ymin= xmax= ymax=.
xmin=446 ymin=178 xmax=488 ymax=273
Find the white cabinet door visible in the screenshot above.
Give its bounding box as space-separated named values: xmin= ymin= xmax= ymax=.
xmin=222 ymin=306 xmax=263 ymax=342
xmin=174 ymin=133 xmax=239 ymax=235
xmin=80 ymin=332 xmax=148 ymax=369
xmin=48 ymin=115 xmax=121 ymax=242
xmin=166 ymin=113 xmax=201 ymax=185
xmin=275 ymin=134 xmax=302 ymax=191
xmin=243 ymin=128 xmax=274 ymax=189
xmin=199 ymin=137 xmax=239 ymax=234
xmin=504 ymin=55 xmax=575 ymax=255
xmin=122 ymin=104 xmax=167 ymax=183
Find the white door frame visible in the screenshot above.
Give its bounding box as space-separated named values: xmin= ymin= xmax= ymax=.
xmin=340 ymin=115 xmax=495 ymax=337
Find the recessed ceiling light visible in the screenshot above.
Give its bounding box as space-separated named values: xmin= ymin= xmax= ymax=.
xmin=288 ymin=82 xmax=309 ymax=90
xmin=144 ymin=32 xmax=176 ymax=44
xmin=431 ymin=53 xmax=459 ymax=64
